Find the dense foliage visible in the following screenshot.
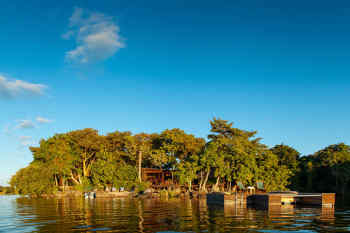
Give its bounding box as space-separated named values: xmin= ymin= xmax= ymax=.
xmin=9 ymin=118 xmax=350 ymax=195
xmin=0 ymin=185 xmax=14 ymax=194
xmin=297 ymin=143 xmax=350 ymax=195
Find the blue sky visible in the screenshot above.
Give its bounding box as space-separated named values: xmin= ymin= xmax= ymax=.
xmin=1 ymin=0 xmax=350 ymax=185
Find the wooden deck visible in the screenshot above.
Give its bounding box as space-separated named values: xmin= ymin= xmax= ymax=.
xmin=207 ymin=192 xmax=335 ymax=208
xmin=206 ymin=192 xmax=247 ymax=205
xmin=249 ymin=192 xmax=335 ymax=208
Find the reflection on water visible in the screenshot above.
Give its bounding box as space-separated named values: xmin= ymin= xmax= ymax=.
xmin=0 ymin=195 xmax=349 ymax=232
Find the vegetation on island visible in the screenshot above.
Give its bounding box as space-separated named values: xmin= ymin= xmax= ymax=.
xmin=0 ymin=186 xmax=14 ymax=195
xmin=9 ymin=118 xmax=350 ymax=196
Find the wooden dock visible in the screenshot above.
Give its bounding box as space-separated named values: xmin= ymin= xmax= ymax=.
xmin=249 ymin=192 xmax=335 ymax=208
xmin=207 ymin=192 xmax=335 ymax=208
xmin=206 ymin=192 xmax=246 ymax=206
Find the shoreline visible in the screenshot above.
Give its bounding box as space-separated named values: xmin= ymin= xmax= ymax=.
xmin=42 ymin=190 xmax=133 ymax=198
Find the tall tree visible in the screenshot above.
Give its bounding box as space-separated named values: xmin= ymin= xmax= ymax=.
xmin=199 ymin=142 xmax=219 ymax=192
xmin=67 ymin=129 xmax=103 ymax=181
xmin=157 ymin=128 xmax=205 ymax=181
xmin=206 ymin=118 xmax=261 ymax=190
xmin=10 ymin=164 xmax=55 ymax=195
xmin=176 ymin=154 xmax=200 ymax=191
xmin=30 ymin=134 xmax=76 ymax=187
xmin=91 ymin=143 xmax=138 ymax=190
xmin=270 ymin=144 xmax=300 ymax=172
xmin=256 ymin=150 xmax=291 ymax=191
xmin=313 ymin=143 xmax=350 ymax=193
xmin=270 ymin=144 xmax=300 ymax=189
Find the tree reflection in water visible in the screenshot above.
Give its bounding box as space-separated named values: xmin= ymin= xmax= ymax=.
xmin=10 ymin=196 xmax=346 ymax=233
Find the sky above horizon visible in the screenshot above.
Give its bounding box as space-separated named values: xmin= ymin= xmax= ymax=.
xmin=1 ymin=0 xmax=350 ymax=185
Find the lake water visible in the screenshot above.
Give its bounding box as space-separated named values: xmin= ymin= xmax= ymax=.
xmin=0 ymin=195 xmax=350 ymax=232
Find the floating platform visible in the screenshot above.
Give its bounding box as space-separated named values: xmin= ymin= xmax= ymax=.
xmin=249 ymin=192 xmax=335 ymax=208
xmin=206 ymin=192 xmax=246 ymax=206
xmin=207 ymin=192 xmax=335 ymax=208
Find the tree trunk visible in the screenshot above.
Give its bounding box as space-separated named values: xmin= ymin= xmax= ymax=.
xmin=138 ymin=150 xmax=142 ymax=182
xmin=82 ymin=150 xmax=88 ymax=178
xmin=86 ymin=160 xmax=94 ymax=178
xmin=83 ymin=159 xmax=87 ymax=178
xmin=70 ymin=172 xmax=81 ymax=185
xmin=213 ymin=176 xmax=220 ymax=191
xmin=54 ymin=175 xmax=58 ymax=186
xmin=199 ymin=170 xmax=203 ymax=190
xmin=201 ymin=168 xmax=210 ymax=192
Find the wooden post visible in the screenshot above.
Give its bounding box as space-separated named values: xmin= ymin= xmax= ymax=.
xmin=322 ymin=193 xmax=336 ymax=207
xmin=138 ymin=150 xmax=142 ymax=182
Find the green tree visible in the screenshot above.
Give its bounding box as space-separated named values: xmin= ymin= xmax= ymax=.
xmin=91 ymin=149 xmax=119 ymax=189
xmin=270 ymin=144 xmax=300 ymax=173
xmin=206 ymin=118 xmax=261 ymax=190
xmin=176 ymin=154 xmax=200 ymax=191
xmin=67 ymin=128 xmax=102 ymax=181
xmin=338 ymin=161 xmax=350 ymax=195
xmin=105 ymin=131 xmax=136 ymax=164
xmin=203 ymin=118 xmax=292 ymax=192
xmin=298 ymin=155 xmax=314 ymax=192
xmin=270 ymin=144 xmax=300 ymax=189
xmin=313 ymin=143 xmax=350 ymax=194
xmin=157 ymin=128 xmax=205 ymax=181
xmin=256 ymin=150 xmax=291 ymax=191
xmin=10 ymin=164 xmax=56 ymax=196
xmin=91 ymin=150 xmax=137 ymax=190
xmin=105 ymin=131 xmax=155 ymax=184
xmin=199 ymin=142 xmax=219 ymax=192
xmin=30 ymin=134 xmax=76 ymax=187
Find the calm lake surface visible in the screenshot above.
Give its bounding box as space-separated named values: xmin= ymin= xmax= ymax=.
xmin=1 ymin=195 xmax=350 ymax=233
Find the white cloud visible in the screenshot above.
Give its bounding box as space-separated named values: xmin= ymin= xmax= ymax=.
xmin=63 ymin=7 xmax=125 ymax=64
xmin=36 ymin=117 xmax=53 ymax=124
xmin=0 ymin=75 xmax=47 ymax=99
xmin=16 ymin=120 xmax=35 ymax=129
xmin=19 ymin=136 xmax=34 ymax=147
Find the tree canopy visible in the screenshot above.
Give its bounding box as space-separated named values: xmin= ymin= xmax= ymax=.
xmin=10 ymin=118 xmax=349 ymax=195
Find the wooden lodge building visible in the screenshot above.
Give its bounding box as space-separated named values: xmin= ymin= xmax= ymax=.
xmin=141 ymin=168 xmax=174 ymax=188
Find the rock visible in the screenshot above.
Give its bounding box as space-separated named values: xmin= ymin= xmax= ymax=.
xmin=95 ymin=191 xmax=131 ymax=198
xmin=144 ymin=188 xmax=152 ymax=194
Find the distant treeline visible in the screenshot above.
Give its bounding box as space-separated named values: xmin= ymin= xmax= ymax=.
xmin=0 ymin=186 xmax=14 ymax=194
xmin=10 ymin=118 xmax=350 ymax=196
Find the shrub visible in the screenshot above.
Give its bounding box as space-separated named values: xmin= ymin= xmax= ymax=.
xmin=134 ymin=181 xmax=150 ymax=194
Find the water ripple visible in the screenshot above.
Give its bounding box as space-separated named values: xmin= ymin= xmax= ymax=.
xmin=0 ymin=195 xmax=349 ymax=232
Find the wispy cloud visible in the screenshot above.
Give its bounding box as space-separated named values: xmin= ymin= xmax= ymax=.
xmin=16 ymin=120 xmax=35 ymax=129
xmin=36 ymin=116 xmax=53 ymax=124
xmin=63 ymin=7 xmax=125 ymax=64
xmin=19 ymin=136 xmax=34 ymax=147
xmin=0 ymin=74 xmax=47 ymax=99
xmin=3 ymin=125 xmax=12 ymax=136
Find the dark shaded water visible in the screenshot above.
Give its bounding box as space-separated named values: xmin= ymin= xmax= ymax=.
xmin=0 ymin=195 xmax=350 ymax=232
